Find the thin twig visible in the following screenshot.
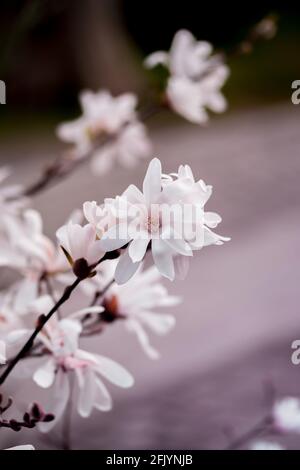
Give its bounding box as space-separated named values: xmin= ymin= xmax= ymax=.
xmin=225 ymin=415 xmax=273 ymax=450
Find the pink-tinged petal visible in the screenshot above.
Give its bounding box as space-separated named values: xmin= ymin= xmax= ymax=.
xmin=33 ymin=359 xmax=56 ymax=388
xmin=94 ymin=378 xmax=112 ymax=412
xmin=93 ymin=355 xmax=134 ymax=388
xmin=115 ymin=250 xmax=140 ymax=284
xmin=152 ymin=239 xmax=175 ymax=281
xmin=126 ymin=319 xmax=159 ymax=360
xmin=143 ymin=158 xmax=162 ymax=205
xmin=39 ymin=369 xmax=70 ymax=433
xmin=77 ymin=368 xmax=95 ymax=418
xmin=128 ymin=237 xmax=149 ymax=263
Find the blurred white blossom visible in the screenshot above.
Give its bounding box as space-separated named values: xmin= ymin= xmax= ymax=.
xmin=91 ymin=122 xmax=152 ymax=175
xmin=250 ymin=440 xmax=284 ymax=450
xmin=57 ymin=90 xmax=151 ymax=174
xmin=273 ymin=397 xmax=300 ymax=433
xmin=5 ymin=445 xmax=35 ymax=450
xmin=145 ymin=29 xmax=229 ymax=124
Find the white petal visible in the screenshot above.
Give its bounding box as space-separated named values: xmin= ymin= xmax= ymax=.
xmin=126 ymin=319 xmax=160 ymax=360
xmin=152 ymin=239 xmax=175 ymax=281
xmin=128 ymin=237 xmax=149 ymax=263
xmin=98 ymin=223 xmax=131 ymax=252
xmin=94 ymin=378 xmax=112 ymax=412
xmin=5 ymin=445 xmax=35 ymax=451
xmin=33 ymin=359 xmax=56 ymax=388
xmin=115 ymin=250 xmax=140 ymax=284
xmin=93 ymin=355 xmax=134 ymax=388
xmin=144 ymin=51 xmax=169 ymax=68
xmin=77 ymin=368 xmax=95 ymax=418
xmin=38 ymin=369 xmax=70 ymax=433
xmin=143 ymin=158 xmax=162 ymax=205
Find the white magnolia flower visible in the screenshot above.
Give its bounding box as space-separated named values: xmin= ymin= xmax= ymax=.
xmin=273 ymin=397 xmax=300 ymax=433
xmin=83 ymin=261 xmax=181 ymax=359
xmin=28 ymin=316 xmax=133 ymax=429
xmin=91 ymin=122 xmax=152 ymax=175
xmin=0 ymin=210 xmax=70 ymax=304
xmin=57 ymin=90 xmax=137 ymax=156
xmin=0 ymin=339 xmax=6 ymax=364
xmin=56 ymin=221 xmax=104 ymax=268
xmin=145 ymin=29 xmax=229 ymax=124
xmin=250 ymin=441 xmax=284 ymax=450
xmin=5 ymin=445 xmax=35 ymax=450
xmin=98 ymin=158 xmax=229 ymax=283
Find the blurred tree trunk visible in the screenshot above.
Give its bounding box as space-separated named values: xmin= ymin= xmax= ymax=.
xmin=71 ymin=0 xmax=145 ymax=94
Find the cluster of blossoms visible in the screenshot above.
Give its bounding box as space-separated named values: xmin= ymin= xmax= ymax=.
xmin=56 ymin=29 xmax=229 ymax=178
xmin=0 ymin=25 xmax=280 ymax=451
xmin=0 ymin=150 xmax=228 ymax=444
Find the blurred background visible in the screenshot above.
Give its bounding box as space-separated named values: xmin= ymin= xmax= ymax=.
xmin=1 ymin=0 xmax=300 ymax=450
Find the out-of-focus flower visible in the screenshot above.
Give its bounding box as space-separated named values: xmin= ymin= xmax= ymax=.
xmin=56 ymin=222 xmax=104 ymax=271
xmin=57 ymin=90 xmax=137 ymax=155
xmin=0 ymin=210 xmax=69 ymax=302
xmin=250 ymin=441 xmax=284 ymax=450
xmin=24 ymin=317 xmax=134 ymax=430
xmin=0 ymin=167 xmax=27 ymax=224
xmin=145 ymin=29 xmax=229 ymax=124
xmin=91 ymin=122 xmax=152 ymax=175
xmin=5 ymin=445 xmax=35 ymax=450
xmin=83 ymin=261 xmax=180 ymax=359
xmin=0 ymin=339 xmax=6 ymax=364
xmin=97 ymin=158 xmax=229 ymax=283
xmin=273 ymin=397 xmax=300 ymax=433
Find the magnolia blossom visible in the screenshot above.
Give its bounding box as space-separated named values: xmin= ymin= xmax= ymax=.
xmin=56 ymin=221 xmax=104 ymax=268
xmin=82 ymin=261 xmax=180 ymax=359
xmin=250 ymin=441 xmax=284 ymax=450
xmin=273 ymin=397 xmax=300 ymax=433
xmin=57 ymin=90 xmax=150 ymax=173
xmin=145 ymin=29 xmax=229 ymax=124
xmin=96 ymin=158 xmax=229 ymax=283
xmin=0 ymin=339 xmax=6 ymax=364
xmin=91 ymin=122 xmax=152 ymax=175
xmin=57 ymin=90 xmax=137 ymax=154
xmin=28 ymin=316 xmax=134 ymax=429
xmin=0 ymin=209 xmax=70 ymax=302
